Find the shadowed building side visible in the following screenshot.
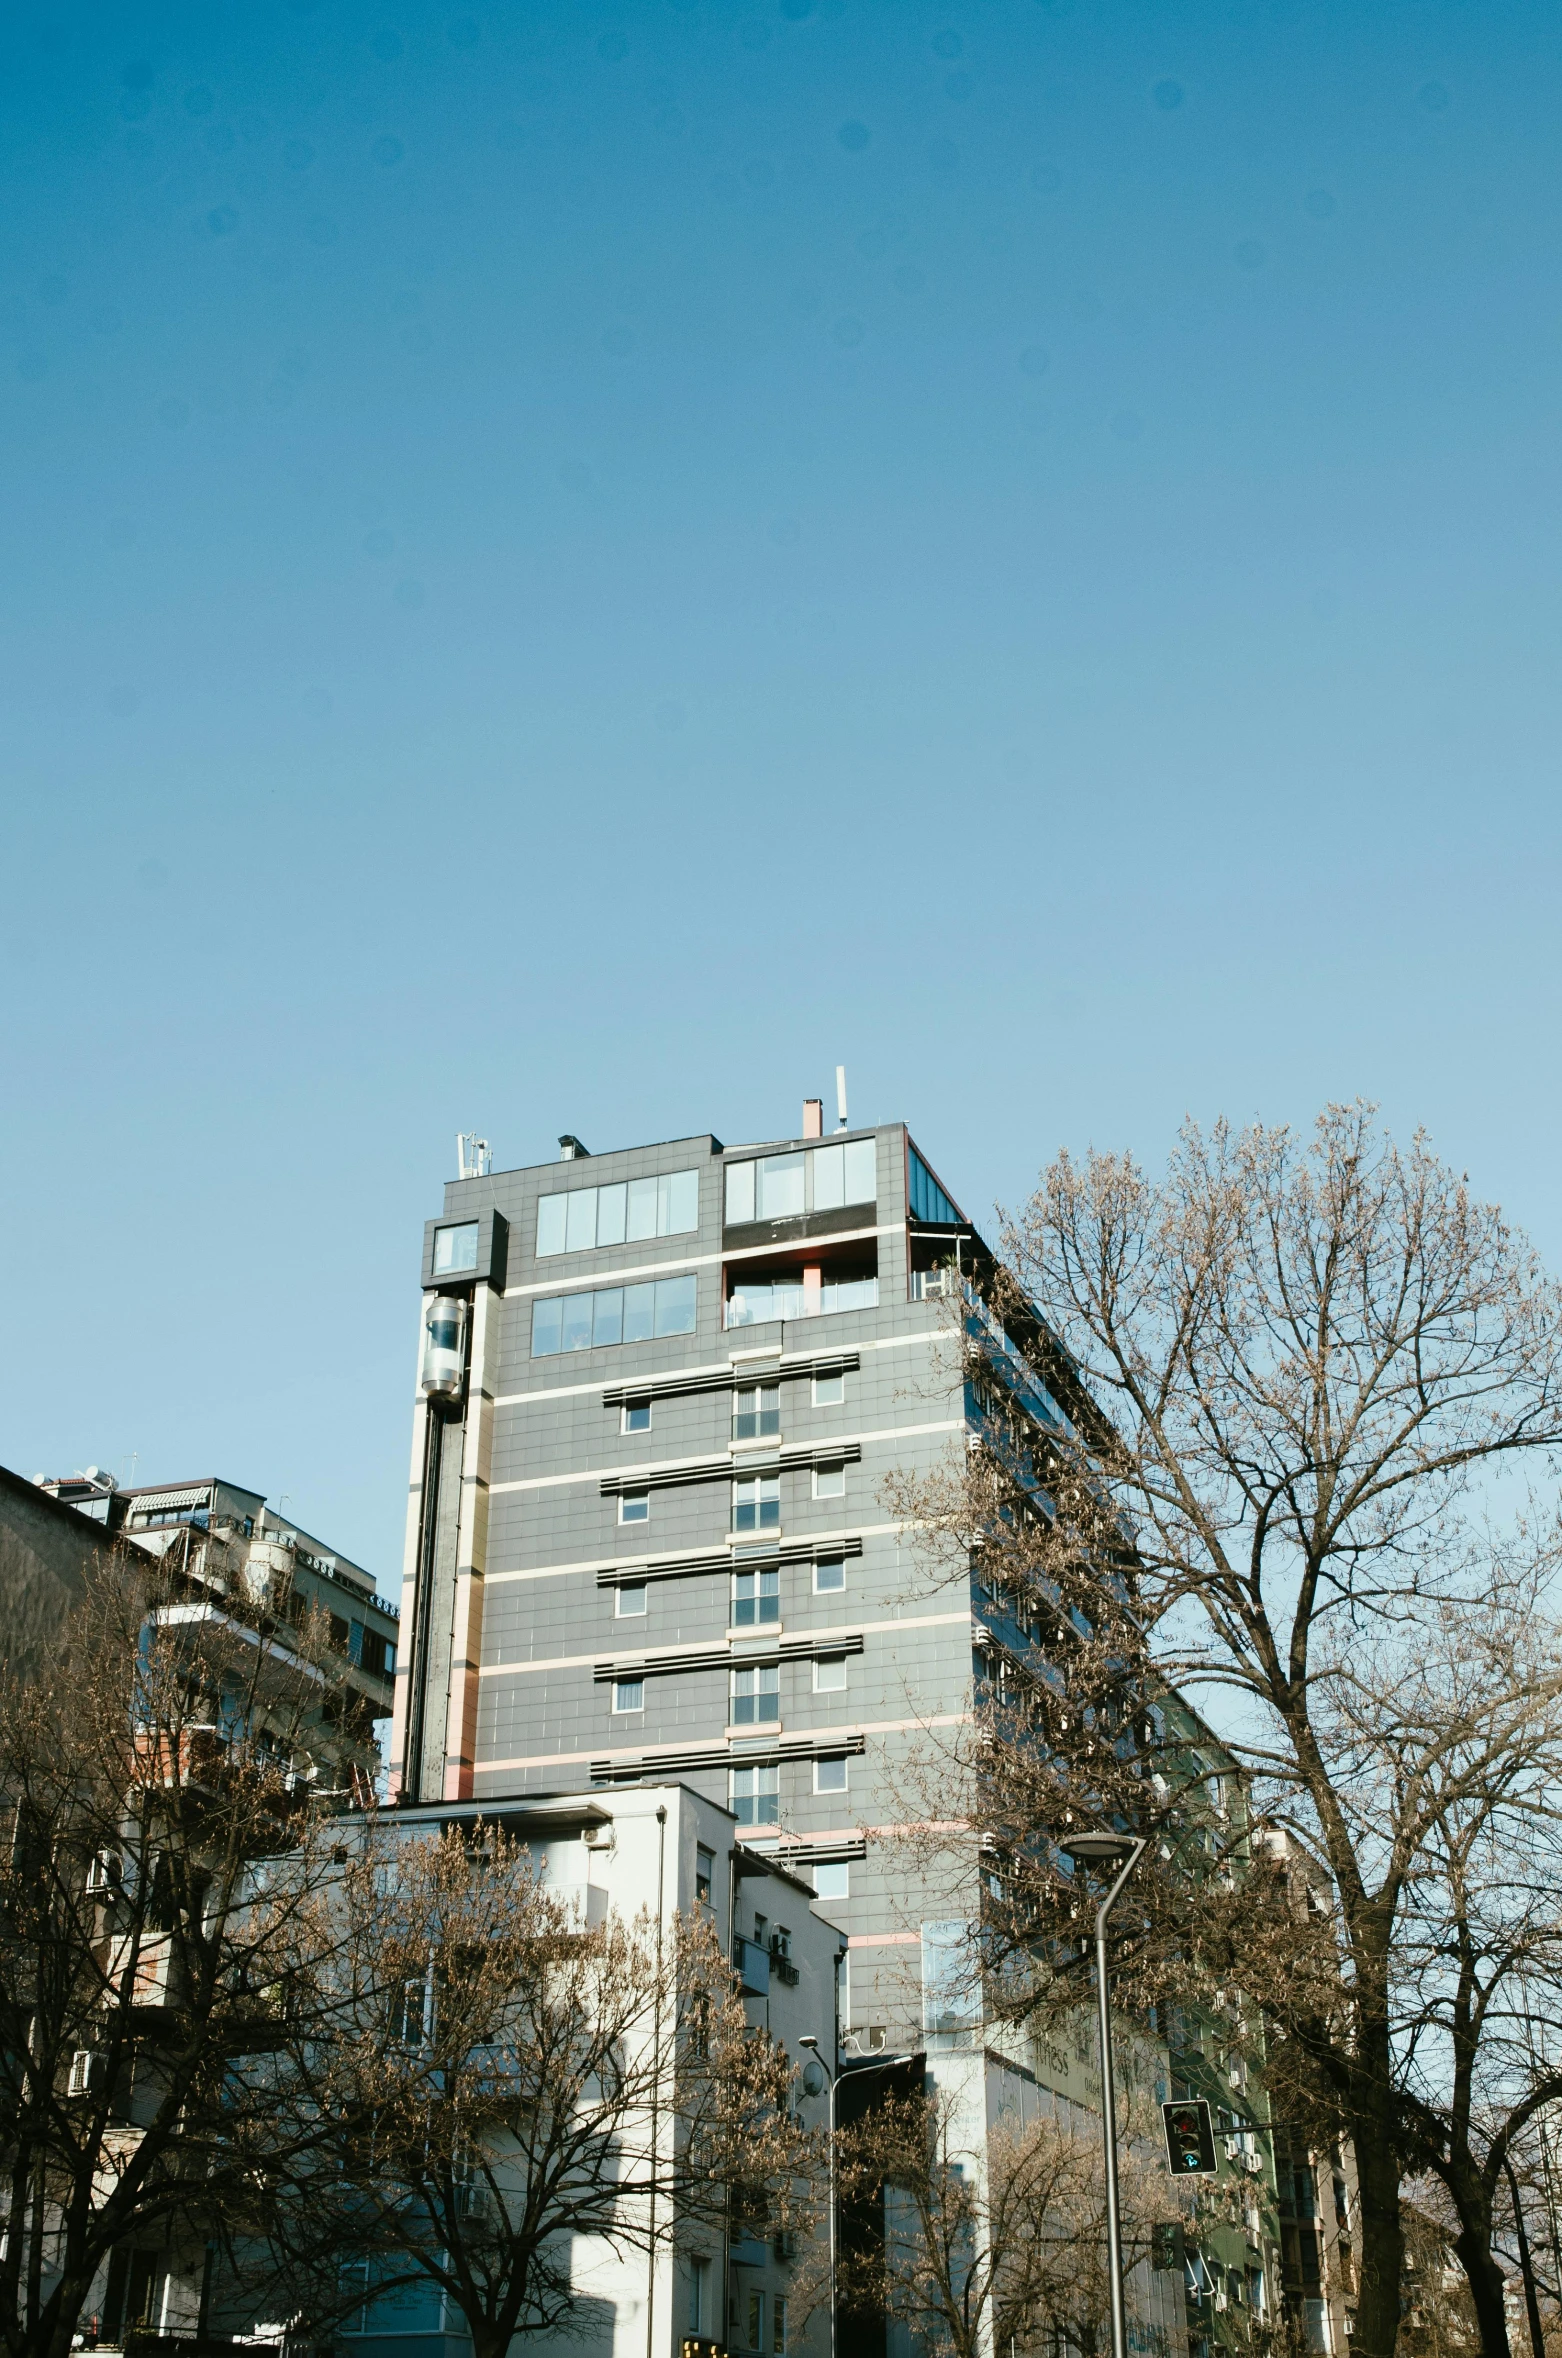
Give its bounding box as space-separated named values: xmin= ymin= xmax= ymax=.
xmin=0 ymin=1460 xmax=135 ymax=1684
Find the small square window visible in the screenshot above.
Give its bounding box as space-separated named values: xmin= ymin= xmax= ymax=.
xmin=731 ymin=1664 xmax=780 ymax=1725
xmin=732 ymin=1566 xmax=780 ymax=1626
xmin=813 ymin=1464 xmax=846 ymax=1500
xmin=622 ymin=1399 xmax=651 ymax=1434
xmin=814 ymin=1558 xmax=846 ymax=1594
xmin=814 ymin=1755 xmax=849 ymax=1793
xmin=733 ymin=1384 xmax=781 ymax=1440
xmin=731 ymin=1764 xmax=780 ymax=1826
xmin=616 ymin=1582 xmax=648 ymax=1617
xmin=619 ymin=1492 xmax=650 ymax=1525
xmin=732 ymin=1475 xmax=781 ymax=1534
xmin=812 ymin=1371 xmax=844 ymax=1407
xmin=812 ymin=1862 xmax=850 ymax=1901
xmin=612 ymin=1678 xmax=644 ymax=1712
xmin=813 ymin=1655 xmax=848 ymax=1693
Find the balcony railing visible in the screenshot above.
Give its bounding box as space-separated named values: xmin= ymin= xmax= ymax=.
xmin=911 ymin=1268 xmax=955 ymax=1301
xmin=725 ymin=1278 xmax=878 ymax=1328
xmin=732 ymin=1936 xmax=770 ymax=1996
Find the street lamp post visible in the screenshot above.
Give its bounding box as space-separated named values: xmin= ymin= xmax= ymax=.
xmin=1067 ymin=1833 xmax=1148 ymax=2358
xmin=798 ymin=2035 xmax=837 ymax=2358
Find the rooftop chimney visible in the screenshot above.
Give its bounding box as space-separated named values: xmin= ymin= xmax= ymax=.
xmin=835 ymin=1066 xmax=849 ymax=1131
xmin=558 ymin=1134 xmax=590 ymax=1161
xmin=803 ymin=1098 xmax=823 ymax=1139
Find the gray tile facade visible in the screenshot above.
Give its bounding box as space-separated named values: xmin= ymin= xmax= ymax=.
xmin=393 ymin=1120 xmax=977 ymax=2046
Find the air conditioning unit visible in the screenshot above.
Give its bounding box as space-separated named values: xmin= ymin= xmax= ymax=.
xmin=582 ymin=1823 xmax=615 ymax=1852
xmin=67 ymin=2050 xmax=100 ymax=2098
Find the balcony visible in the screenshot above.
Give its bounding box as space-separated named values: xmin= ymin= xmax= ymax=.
xmin=910 ymin=1268 xmax=955 ymax=1301
xmin=130 ymin=1725 xmax=228 ymax=1792
xmin=105 ymin=1933 xmax=185 ymax=2012
xmin=550 ymin=1881 xmax=609 ymax=1933
xmin=732 ymin=1937 xmax=769 ymax=1996
xmin=725 ymin=1278 xmax=878 ymax=1328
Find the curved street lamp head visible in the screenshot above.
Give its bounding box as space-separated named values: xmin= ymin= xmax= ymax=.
xmin=797 ymin=2034 xmax=819 ymax=2050
xmin=1066 ymin=1832 xmax=1140 ymax=1867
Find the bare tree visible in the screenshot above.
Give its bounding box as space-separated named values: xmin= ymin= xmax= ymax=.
xmin=827 ymin=2085 xmax=1168 ymax=2358
xmin=962 ymin=1105 xmax=1562 ymax=2358
xmin=0 ymin=1551 xmax=361 ymax=2358
xmin=1401 ymin=2200 xmax=1484 ymax=2358
xmin=269 ymin=1822 xmax=819 ymax=2358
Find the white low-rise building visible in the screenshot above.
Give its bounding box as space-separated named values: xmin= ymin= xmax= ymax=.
xmin=336 ymin=1783 xmax=846 ymax=2358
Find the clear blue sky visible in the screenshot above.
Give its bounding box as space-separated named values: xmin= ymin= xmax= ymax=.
xmin=4 ymin=0 xmax=1559 ymax=1590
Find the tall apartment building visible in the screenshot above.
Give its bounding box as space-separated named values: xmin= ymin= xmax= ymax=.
xmin=390 ymin=1108 xmax=1305 ymax=2358
xmin=393 ymin=1106 xmax=989 ymax=2057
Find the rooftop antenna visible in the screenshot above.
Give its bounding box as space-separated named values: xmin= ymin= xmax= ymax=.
xmin=457 ymin=1133 xmax=492 ymax=1181
xmin=835 ymin=1066 xmax=849 ymax=1132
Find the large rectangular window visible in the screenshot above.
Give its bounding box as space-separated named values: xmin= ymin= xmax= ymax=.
xmin=731 ymin=1664 xmax=780 ymax=1725
xmin=432 ymin=1222 xmax=479 ymax=1274
xmin=730 ymin=1764 xmax=780 ymax=1826
xmin=732 ymin=1474 xmax=780 ymax=1534
xmin=536 ymin=1169 xmax=699 ymax=1256
xmin=530 ymin=1274 xmax=697 ymax=1356
xmin=725 ymin=1140 xmax=875 ymax=1226
xmin=810 ymin=1138 xmax=876 ymax=1210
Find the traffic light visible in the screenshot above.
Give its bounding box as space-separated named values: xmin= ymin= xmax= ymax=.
xmin=1162 ymin=2098 xmax=1217 ymax=2175
xmin=1151 ymin=2222 xmax=1187 ymax=2272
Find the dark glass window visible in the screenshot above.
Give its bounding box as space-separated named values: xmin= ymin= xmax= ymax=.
xmin=908 ymin=1144 xmax=964 ymax=1226
xmin=531 ymin=1275 xmax=697 ymax=1356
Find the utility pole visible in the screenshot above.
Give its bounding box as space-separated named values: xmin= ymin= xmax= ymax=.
xmin=798 ymin=2036 xmax=837 ymax=2358
xmin=1067 ymin=1834 xmax=1149 ymax=2358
